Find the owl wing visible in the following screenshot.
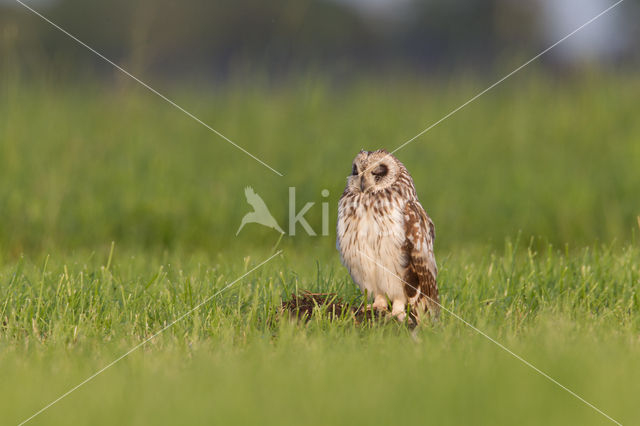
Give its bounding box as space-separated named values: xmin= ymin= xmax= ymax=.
xmin=402 ymin=200 xmax=439 ymax=315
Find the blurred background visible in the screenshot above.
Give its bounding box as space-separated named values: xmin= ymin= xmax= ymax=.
xmin=2 ymin=0 xmax=639 ymax=80
xmin=0 ymin=0 xmax=639 ymax=255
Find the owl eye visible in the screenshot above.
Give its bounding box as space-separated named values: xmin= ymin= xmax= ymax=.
xmin=371 ymin=164 xmax=388 ymax=181
xmin=352 ymin=164 xmax=358 ymax=175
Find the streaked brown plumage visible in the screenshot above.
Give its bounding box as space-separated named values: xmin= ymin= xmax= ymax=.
xmin=336 ymin=149 xmax=439 ymax=321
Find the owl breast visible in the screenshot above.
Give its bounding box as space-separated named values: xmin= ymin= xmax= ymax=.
xmin=337 ymin=192 xmax=407 ymax=301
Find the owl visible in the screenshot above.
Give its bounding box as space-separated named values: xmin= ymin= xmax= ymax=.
xmin=336 ymin=149 xmax=439 ymax=322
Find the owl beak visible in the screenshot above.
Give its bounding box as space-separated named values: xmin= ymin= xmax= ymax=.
xmin=360 ymin=175 xmax=373 ymax=192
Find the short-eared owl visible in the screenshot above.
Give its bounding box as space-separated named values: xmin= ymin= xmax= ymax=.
xmin=337 ymin=149 xmax=439 ymax=321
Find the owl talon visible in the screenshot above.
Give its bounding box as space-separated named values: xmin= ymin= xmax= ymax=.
xmin=392 ymin=311 xmax=407 ymax=322
xmin=390 ymin=308 xmax=407 ymax=322
xmin=391 ymin=299 xmax=407 ymax=322
xmin=371 ymin=295 xmax=388 ymax=311
xmin=365 ymin=304 xmax=386 ymax=312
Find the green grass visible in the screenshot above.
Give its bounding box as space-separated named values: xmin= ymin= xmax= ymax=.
xmin=1 ymin=72 xmax=639 ymax=425
xmin=2 ymin=72 xmax=639 ymax=253
xmin=1 ymin=244 xmax=639 ymax=425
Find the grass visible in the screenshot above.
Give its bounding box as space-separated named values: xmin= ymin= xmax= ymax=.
xmin=1 ymin=71 xmax=639 ymax=425
xmin=2 ymin=71 xmax=640 ymax=253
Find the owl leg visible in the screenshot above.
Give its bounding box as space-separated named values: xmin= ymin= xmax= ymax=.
xmin=370 ymin=294 xmax=388 ymax=311
xmin=391 ymin=299 xmax=407 ymax=322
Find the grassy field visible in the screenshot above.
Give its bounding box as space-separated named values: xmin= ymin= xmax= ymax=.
xmin=1 ymin=72 xmax=639 ymax=425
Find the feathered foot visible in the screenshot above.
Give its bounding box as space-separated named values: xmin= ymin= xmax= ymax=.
xmin=391 ymin=299 xmax=407 ymax=322
xmin=369 ymin=294 xmax=389 ymax=312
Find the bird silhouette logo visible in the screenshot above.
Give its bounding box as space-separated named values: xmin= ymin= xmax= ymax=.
xmin=236 ymin=187 xmax=285 ymax=235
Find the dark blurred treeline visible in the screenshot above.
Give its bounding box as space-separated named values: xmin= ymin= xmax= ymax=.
xmin=1 ymin=0 xmax=638 ymax=82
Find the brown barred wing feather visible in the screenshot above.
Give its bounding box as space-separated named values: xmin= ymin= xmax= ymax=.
xmin=402 ymin=200 xmax=440 ymax=318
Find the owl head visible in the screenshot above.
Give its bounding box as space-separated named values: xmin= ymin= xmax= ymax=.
xmin=347 ymin=149 xmax=403 ymax=193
